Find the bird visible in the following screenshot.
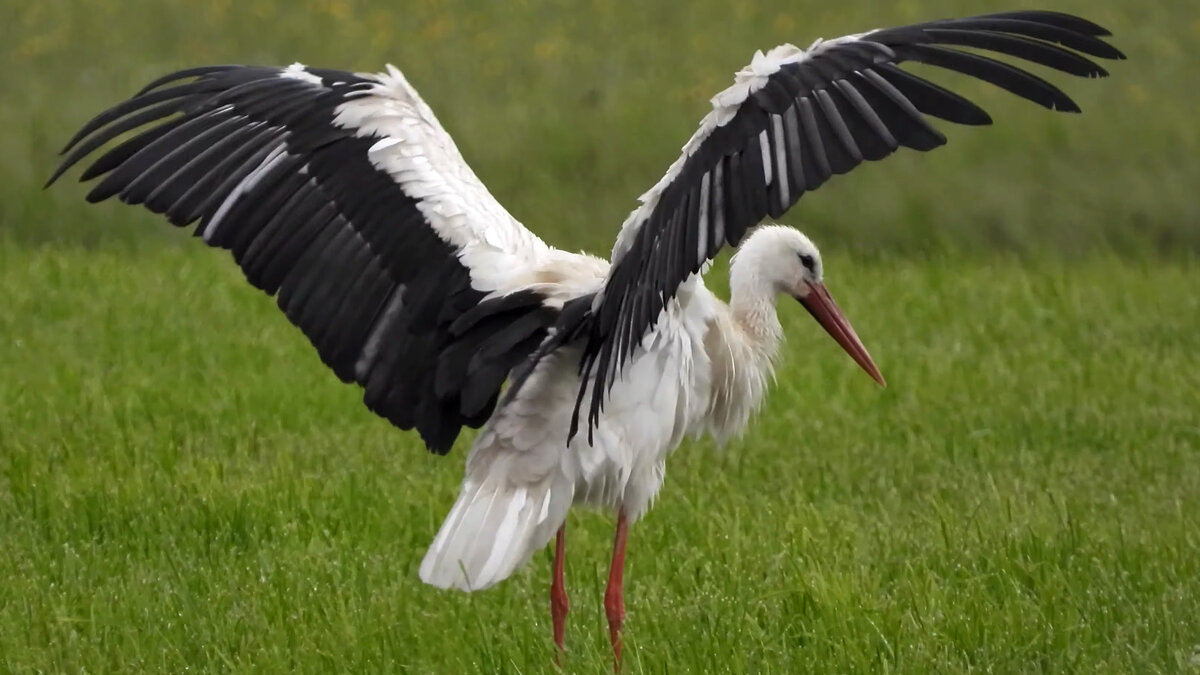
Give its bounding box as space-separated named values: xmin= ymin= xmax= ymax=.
xmin=48 ymin=9 xmax=1122 ymax=666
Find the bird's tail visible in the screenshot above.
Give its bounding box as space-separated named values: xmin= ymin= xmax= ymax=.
xmin=419 ymin=475 xmax=572 ymax=591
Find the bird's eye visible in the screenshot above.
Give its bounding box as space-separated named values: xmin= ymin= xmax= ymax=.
xmin=798 ymin=253 xmax=815 ymax=272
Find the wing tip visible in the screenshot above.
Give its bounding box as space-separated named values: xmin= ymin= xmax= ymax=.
xmin=43 ymin=169 xmax=65 ymax=190
xmin=1053 ymin=100 xmax=1083 ymax=114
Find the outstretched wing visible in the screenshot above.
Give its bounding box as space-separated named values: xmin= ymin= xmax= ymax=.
xmin=573 ymin=10 xmax=1123 ymax=439
xmin=49 ymin=63 xmax=560 ymax=454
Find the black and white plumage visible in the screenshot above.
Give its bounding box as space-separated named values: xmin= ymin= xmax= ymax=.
xmin=568 ymin=10 xmax=1124 ymax=440
xmin=50 ymin=10 xmax=1121 ymax=663
xmin=50 ymin=63 xmax=586 ymax=454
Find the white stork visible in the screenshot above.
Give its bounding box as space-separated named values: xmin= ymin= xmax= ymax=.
xmin=49 ymin=9 xmax=1121 ymax=664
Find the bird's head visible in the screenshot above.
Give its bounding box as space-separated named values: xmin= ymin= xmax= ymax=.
xmin=733 ymin=225 xmax=886 ymax=387
xmin=734 ymin=224 xmax=824 ymax=296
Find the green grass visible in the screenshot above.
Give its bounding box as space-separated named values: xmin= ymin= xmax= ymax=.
xmin=2 ymin=246 xmax=1198 ymax=673
xmin=3 ymin=0 xmax=1199 ymax=255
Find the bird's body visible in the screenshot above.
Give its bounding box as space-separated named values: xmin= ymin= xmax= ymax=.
xmin=421 ymin=237 xmax=792 ymax=590
xmin=49 ymin=9 xmax=1121 ymax=664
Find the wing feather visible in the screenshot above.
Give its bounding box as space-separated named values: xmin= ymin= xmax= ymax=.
xmin=50 ymin=64 xmax=563 ymax=454
xmin=569 ymin=10 xmax=1123 ymax=439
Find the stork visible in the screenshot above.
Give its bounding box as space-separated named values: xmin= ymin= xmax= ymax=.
xmin=49 ymin=10 xmax=1121 ymax=665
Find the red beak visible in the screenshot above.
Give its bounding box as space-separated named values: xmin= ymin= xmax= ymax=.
xmin=797 ymin=282 xmax=885 ymax=387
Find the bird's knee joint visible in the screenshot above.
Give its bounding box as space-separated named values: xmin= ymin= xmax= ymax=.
xmin=604 ymin=594 xmax=625 ymax=621
xmin=552 ymin=590 xmax=570 ymax=615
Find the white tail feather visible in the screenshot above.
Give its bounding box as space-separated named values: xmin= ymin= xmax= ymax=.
xmin=420 ymin=476 xmax=571 ymax=591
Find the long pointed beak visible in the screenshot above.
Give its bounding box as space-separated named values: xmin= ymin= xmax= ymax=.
xmin=796 ymin=282 xmax=885 ymax=387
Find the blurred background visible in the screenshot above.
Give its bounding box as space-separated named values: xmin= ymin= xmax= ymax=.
xmin=2 ymin=0 xmax=1196 ymax=258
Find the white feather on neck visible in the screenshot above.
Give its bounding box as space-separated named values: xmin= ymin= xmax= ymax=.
xmin=703 ymin=232 xmax=794 ymax=444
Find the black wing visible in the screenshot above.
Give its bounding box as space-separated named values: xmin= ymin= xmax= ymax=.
xmin=48 ymin=64 xmax=558 ymax=454
xmin=573 ymin=10 xmax=1123 ymax=440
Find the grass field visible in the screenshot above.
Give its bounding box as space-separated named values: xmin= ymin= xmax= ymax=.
xmin=3 ymin=0 xmax=1200 ymax=672
xmin=2 ymin=248 xmax=1198 ymax=672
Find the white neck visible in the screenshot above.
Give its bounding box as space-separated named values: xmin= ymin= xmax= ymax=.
xmin=704 ymin=254 xmax=785 ymax=443
xmin=729 ymin=253 xmax=785 ymax=353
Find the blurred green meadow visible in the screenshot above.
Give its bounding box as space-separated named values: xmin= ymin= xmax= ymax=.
xmin=2 ymin=0 xmax=1199 ymax=672
xmin=4 ymin=0 xmax=1199 ymax=254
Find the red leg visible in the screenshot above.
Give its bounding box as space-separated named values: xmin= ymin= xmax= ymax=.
xmin=550 ymin=524 xmax=569 ymax=660
xmin=604 ymin=510 xmax=629 ymax=671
